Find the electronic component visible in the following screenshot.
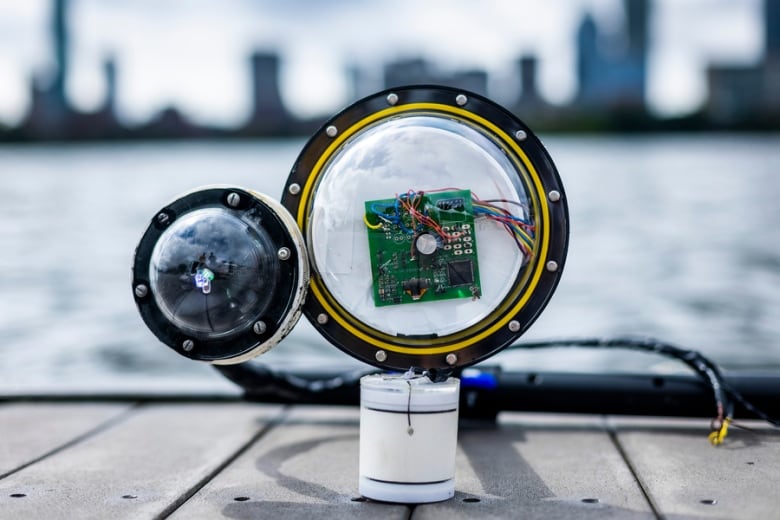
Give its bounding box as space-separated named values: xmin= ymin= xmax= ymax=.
xmin=364 ymin=189 xmax=482 ymax=307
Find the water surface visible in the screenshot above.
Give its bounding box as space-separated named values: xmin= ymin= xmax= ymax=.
xmin=1 ymin=135 xmax=778 ymax=393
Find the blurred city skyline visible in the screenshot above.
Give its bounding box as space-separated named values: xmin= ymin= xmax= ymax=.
xmin=0 ymin=0 xmax=778 ymax=140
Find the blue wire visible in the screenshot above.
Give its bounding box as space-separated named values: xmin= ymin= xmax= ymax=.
xmin=473 ymin=206 xmax=532 ymax=226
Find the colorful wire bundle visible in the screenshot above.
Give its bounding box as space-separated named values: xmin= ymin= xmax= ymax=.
xmin=397 ymin=190 xmax=466 ymax=242
xmin=364 ymin=188 xmax=536 ymax=256
xmin=471 ymin=196 xmax=535 ymax=257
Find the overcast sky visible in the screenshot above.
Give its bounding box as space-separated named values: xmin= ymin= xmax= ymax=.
xmin=0 ymin=0 xmax=765 ymax=127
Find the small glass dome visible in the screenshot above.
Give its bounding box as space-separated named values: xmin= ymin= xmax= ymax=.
xmin=149 ymin=207 xmax=279 ymax=338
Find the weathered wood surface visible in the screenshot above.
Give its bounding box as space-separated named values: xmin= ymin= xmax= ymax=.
xmin=0 ymin=403 xmax=282 ymax=519
xmin=0 ymin=402 xmax=777 ymax=519
xmin=611 ymin=417 xmax=780 ymax=520
xmin=0 ymin=403 xmax=132 ymax=479
xmin=170 ymin=406 xmax=409 ymax=520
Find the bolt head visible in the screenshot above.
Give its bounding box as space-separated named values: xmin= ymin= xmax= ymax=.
xmin=156 ymin=212 xmax=170 ymax=226
xmin=182 ymin=339 xmax=195 ymax=352
xmin=446 ymin=353 xmax=458 ymax=365
xmin=316 ymin=313 xmax=328 ymax=325
xmin=288 ymin=183 xmax=301 ymax=195
xmin=253 ymin=321 xmax=267 ymax=335
xmin=375 ymin=350 xmax=387 ymax=363
xmin=277 ymin=247 xmax=291 ymax=261
xmin=134 ymin=284 xmax=148 ymax=298
xmin=455 ymin=94 xmax=468 ymax=106
xmin=386 ymin=92 xmax=399 ymax=105
xmin=546 ymin=260 xmax=559 ymax=272
xmin=325 ymin=125 xmax=338 ymax=137
xmin=227 ymin=192 xmax=241 ymax=207
xmin=508 ymin=320 xmax=521 ymax=333
xmin=548 ymin=190 xmax=561 ymax=202
xmin=515 ymin=130 xmax=528 ymax=141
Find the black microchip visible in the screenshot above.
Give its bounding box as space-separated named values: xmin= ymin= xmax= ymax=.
xmin=447 ymin=260 xmax=474 ymax=287
xmin=436 ymin=197 xmax=465 ymax=211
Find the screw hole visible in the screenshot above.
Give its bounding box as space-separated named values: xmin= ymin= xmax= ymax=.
xmin=10 ymin=493 xmax=26 ymax=498
xmin=700 ymin=499 xmax=718 ymax=505
xmin=746 ymin=461 xmax=755 ymax=465
xmin=582 ymin=498 xmax=600 ymax=504
xmin=527 ymin=373 xmax=542 ymax=385
xmin=463 ymin=497 xmax=481 ymax=503
xmin=122 ymin=494 xmax=137 ymax=500
xmin=233 ymin=496 xmax=250 ymax=502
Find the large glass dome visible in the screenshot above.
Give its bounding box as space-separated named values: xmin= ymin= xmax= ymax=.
xmin=283 ymin=86 xmax=569 ymax=371
xmin=308 ymin=114 xmax=530 ymax=337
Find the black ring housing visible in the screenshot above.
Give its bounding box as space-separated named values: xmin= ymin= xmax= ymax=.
xmin=282 ymin=85 xmax=569 ymax=372
xmin=132 ymin=187 xmax=302 ymax=363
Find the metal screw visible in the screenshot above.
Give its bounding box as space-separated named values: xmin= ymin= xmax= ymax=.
xmin=548 ymin=190 xmax=561 ymax=202
xmin=508 ymin=320 xmax=521 ymax=332
xmin=386 ymin=92 xmax=399 ymax=105
xmin=156 ymin=212 xmax=170 ymax=226
xmin=253 ymin=321 xmax=267 ymax=335
xmin=134 ymin=284 xmax=148 ymax=298
xmin=182 ymin=339 xmax=195 ymax=352
xmin=277 ymin=247 xmax=291 ymax=261
xmin=455 ymin=94 xmax=468 ymax=106
xmin=288 ymin=183 xmax=301 ymax=195
xmin=227 ymin=192 xmax=241 ymax=207
xmin=515 ymin=130 xmax=528 ymax=141
xmin=375 ymin=350 xmax=387 ymax=363
xmin=326 ymin=125 xmax=338 ymax=137
xmin=546 ymin=260 xmax=559 ymax=272
xmin=446 ymin=353 xmax=458 ymax=366
xmin=316 ymin=313 xmax=328 ymax=325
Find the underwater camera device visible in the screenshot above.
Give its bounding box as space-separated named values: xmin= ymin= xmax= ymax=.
xmin=131 ymin=85 xmax=569 ymax=502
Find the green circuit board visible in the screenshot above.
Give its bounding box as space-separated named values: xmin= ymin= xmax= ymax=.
xmin=364 ymin=190 xmax=482 ymax=307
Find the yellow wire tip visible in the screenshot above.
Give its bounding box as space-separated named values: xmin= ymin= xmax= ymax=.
xmin=363 ymin=214 xmax=383 ymax=230
xmin=708 ymin=418 xmax=730 ymax=446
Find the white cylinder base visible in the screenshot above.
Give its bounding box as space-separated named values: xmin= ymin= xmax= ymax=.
xmin=358 ymin=475 xmax=454 ymax=504
xmin=359 ymin=374 xmax=460 ymax=504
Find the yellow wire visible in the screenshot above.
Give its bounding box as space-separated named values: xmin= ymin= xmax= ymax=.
xmin=512 ymin=226 xmax=535 ymax=250
xmin=363 ymin=213 xmax=383 ymax=230
xmin=708 ymin=418 xmax=730 ymax=446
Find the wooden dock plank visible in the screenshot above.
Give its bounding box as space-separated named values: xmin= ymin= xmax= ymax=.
xmin=613 ymin=418 xmax=780 ymax=519
xmin=170 ymin=406 xmax=410 ymax=519
xmin=2 ymin=402 xmax=778 ymax=519
xmin=413 ymin=413 xmax=654 ymax=519
xmin=0 ymin=403 xmax=133 ymax=478
xmin=0 ymin=403 xmax=283 ymax=520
